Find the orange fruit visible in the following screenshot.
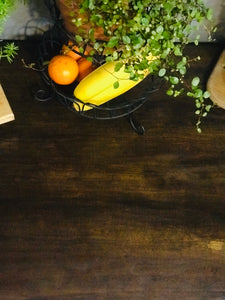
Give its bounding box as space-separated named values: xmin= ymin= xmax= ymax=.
xmin=62 ymin=44 xmax=89 ymax=61
xmin=48 ymin=55 xmax=79 ymax=85
xmin=77 ymin=58 xmax=96 ymax=82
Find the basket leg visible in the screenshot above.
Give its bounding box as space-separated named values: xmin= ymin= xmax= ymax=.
xmin=128 ymin=113 xmax=145 ymax=135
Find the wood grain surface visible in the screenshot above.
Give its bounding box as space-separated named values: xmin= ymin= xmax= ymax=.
xmin=0 ymin=41 xmax=225 ymax=300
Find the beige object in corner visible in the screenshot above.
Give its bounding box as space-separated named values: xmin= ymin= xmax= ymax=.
xmin=0 ymin=84 xmax=15 ymax=125
xmin=207 ymin=49 xmax=225 ymax=109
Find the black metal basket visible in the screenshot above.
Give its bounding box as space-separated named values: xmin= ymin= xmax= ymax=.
xmin=36 ymin=0 xmax=162 ymax=133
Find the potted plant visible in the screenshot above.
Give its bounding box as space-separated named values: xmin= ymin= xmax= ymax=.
xmin=50 ymin=0 xmax=214 ymax=132
xmin=0 ymin=0 xmax=29 ymax=125
xmin=0 ymin=0 xmax=23 ymax=62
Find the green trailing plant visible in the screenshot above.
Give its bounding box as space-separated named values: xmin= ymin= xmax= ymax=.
xmin=0 ymin=42 xmax=18 ymax=62
xmin=0 ymin=0 xmax=28 ymax=62
xmin=0 ymin=0 xmax=14 ymax=31
xmin=62 ymin=0 xmax=215 ymax=132
xmin=0 ymin=0 xmax=28 ymax=31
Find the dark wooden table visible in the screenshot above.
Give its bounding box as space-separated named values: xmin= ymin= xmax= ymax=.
xmin=0 ymin=41 xmax=225 ymax=300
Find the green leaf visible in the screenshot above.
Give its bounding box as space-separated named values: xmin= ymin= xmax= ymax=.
xmin=207 ymin=9 xmax=213 ymax=20
xmin=205 ymin=105 xmax=212 ymax=112
xmin=88 ymin=28 xmax=95 ymax=40
xmin=94 ymin=42 xmax=100 ymax=50
xmin=194 ymin=89 xmax=203 ymax=98
xmin=105 ymin=56 xmax=113 ymax=62
xmin=156 ymin=25 xmax=164 ymax=34
xmin=167 ymin=88 xmax=174 ymax=96
xmin=129 ymin=72 xmax=135 ymax=80
xmin=113 ymin=81 xmax=119 ymax=89
xmin=187 ymin=92 xmax=194 ymax=98
xmin=182 ymin=57 xmax=187 ymax=64
xmin=131 ymin=35 xmax=144 ymax=49
xmin=86 ymin=56 xmax=93 ymax=62
xmin=122 ymin=36 xmax=131 ymax=44
xmin=158 ymin=68 xmax=166 ymax=77
xmin=164 ymin=2 xmax=173 ymax=12
xmin=107 ymin=37 xmax=119 ymax=48
xmin=112 ymin=51 xmax=118 ymax=60
xmin=191 ymin=77 xmax=200 ymax=87
xmin=170 ymin=76 xmax=179 ymax=85
xmin=114 ymin=62 xmax=123 ymax=72
xmin=203 ymin=91 xmax=210 ymax=99
xmin=88 ymin=0 xmax=95 ymax=10
xmin=197 ymin=127 xmax=202 ymax=134
xmin=141 ymin=17 xmax=149 ymax=26
xmin=174 ymin=90 xmax=181 ymax=97
xmin=75 ymin=35 xmax=83 ymax=43
xmin=179 ymin=66 xmax=186 ymax=75
xmin=124 ymin=65 xmax=133 ymax=73
xmin=174 ymin=46 xmax=182 ymax=56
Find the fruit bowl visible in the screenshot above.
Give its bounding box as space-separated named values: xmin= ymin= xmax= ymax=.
xmin=36 ymin=21 xmax=161 ymax=123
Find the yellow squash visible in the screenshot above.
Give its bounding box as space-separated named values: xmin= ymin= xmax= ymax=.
xmin=73 ymin=55 xmax=155 ymax=111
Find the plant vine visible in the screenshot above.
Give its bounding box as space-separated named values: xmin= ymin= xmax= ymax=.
xmin=64 ymin=0 xmax=215 ymax=131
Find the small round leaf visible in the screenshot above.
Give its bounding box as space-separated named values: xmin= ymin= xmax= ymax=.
xmin=191 ymin=77 xmax=200 ymax=87
xmin=158 ymin=68 xmax=166 ymax=77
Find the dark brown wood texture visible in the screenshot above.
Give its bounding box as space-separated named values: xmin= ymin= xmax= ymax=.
xmin=0 ymin=42 xmax=225 ymax=300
